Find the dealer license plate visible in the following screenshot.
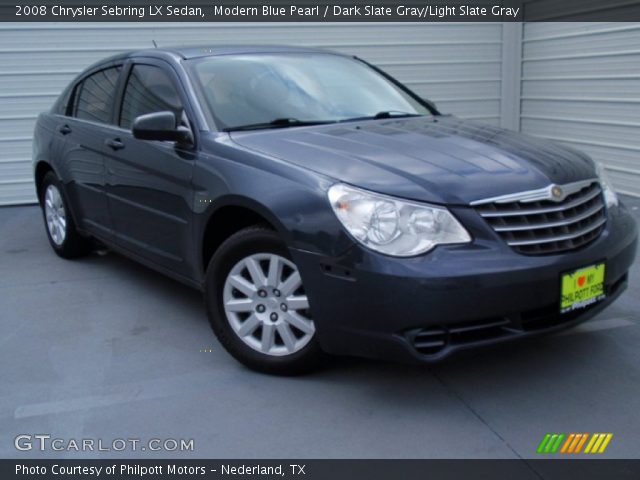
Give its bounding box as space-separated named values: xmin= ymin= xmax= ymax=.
xmin=560 ymin=263 xmax=606 ymax=313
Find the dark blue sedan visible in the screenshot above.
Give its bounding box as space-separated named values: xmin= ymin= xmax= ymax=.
xmin=32 ymin=46 xmax=637 ymax=374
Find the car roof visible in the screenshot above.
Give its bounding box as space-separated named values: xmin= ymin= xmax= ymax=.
xmin=168 ymin=45 xmax=341 ymax=59
xmin=103 ymin=45 xmax=341 ymax=62
xmin=82 ymin=45 xmax=347 ymax=74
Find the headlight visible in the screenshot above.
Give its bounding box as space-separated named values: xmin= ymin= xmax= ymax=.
xmin=327 ymin=183 xmax=471 ymax=256
xmin=596 ymin=162 xmax=618 ymax=208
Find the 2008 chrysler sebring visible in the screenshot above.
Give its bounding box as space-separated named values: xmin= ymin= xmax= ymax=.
xmin=33 ymin=46 xmax=637 ymax=374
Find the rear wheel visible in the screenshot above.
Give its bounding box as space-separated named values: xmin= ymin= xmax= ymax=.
xmin=205 ymin=226 xmax=324 ymax=375
xmin=40 ymin=171 xmax=91 ymax=258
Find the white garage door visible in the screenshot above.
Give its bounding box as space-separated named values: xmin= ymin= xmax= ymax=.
xmin=0 ymin=22 xmax=505 ymax=206
xmin=521 ymin=22 xmax=640 ymax=196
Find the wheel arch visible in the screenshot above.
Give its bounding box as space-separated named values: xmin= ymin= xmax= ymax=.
xmin=33 ymin=160 xmax=84 ymax=235
xmin=200 ymin=196 xmax=291 ymax=274
xmin=34 ymin=161 xmax=55 ymax=205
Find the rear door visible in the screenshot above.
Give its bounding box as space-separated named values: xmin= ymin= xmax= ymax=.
xmin=60 ymin=65 xmax=123 ymax=240
xmin=105 ymin=59 xmax=197 ymax=277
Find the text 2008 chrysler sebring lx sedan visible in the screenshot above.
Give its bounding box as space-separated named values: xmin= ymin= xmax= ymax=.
xmin=33 ymin=46 xmax=637 ymax=374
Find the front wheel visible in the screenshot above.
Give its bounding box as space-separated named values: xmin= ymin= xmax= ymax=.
xmin=205 ymin=226 xmax=324 ymax=375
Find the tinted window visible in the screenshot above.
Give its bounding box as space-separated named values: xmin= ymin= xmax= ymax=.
xmin=73 ymin=66 xmax=121 ymax=124
xmin=119 ymin=64 xmax=183 ymax=130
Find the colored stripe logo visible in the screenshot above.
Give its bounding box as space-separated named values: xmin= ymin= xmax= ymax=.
xmin=537 ymin=433 xmax=613 ymax=454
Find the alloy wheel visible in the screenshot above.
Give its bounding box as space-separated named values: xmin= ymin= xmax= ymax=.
xmin=44 ymin=184 xmax=67 ymax=246
xmin=223 ymin=253 xmax=315 ymax=356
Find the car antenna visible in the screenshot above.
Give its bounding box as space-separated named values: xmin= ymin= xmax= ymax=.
xmin=152 ymin=40 xmax=158 ymax=48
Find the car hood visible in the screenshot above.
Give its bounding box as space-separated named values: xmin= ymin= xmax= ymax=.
xmin=229 ymin=116 xmax=596 ymax=205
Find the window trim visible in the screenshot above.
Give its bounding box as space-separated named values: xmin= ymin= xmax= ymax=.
xmin=69 ymin=81 xmax=83 ymax=117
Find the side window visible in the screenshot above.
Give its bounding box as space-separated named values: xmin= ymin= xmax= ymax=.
xmin=119 ymin=64 xmax=184 ymax=130
xmin=73 ymin=66 xmax=121 ymax=124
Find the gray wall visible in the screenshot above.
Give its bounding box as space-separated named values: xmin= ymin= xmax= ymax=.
xmin=0 ymin=22 xmax=505 ymax=205
xmin=0 ymin=22 xmax=637 ymax=205
xmin=520 ymin=22 xmax=640 ymax=197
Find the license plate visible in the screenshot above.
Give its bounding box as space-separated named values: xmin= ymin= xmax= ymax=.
xmin=560 ymin=263 xmax=606 ymax=313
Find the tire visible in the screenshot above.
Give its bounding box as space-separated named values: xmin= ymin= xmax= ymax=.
xmin=205 ymin=225 xmax=324 ymax=375
xmin=40 ymin=171 xmax=91 ymax=259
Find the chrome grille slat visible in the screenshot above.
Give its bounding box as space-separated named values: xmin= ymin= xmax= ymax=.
xmin=493 ymin=202 xmax=605 ymax=232
xmin=473 ymin=181 xmax=607 ymax=255
xmin=477 ymin=186 xmax=602 ymax=217
xmin=506 ymin=216 xmax=606 ymax=246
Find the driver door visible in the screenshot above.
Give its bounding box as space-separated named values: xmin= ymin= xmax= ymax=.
xmin=105 ymin=59 xmax=197 ymax=278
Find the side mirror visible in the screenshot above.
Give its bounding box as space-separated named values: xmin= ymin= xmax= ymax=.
xmin=132 ymin=111 xmax=193 ymax=145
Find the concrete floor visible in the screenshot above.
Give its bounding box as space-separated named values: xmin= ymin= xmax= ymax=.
xmin=1 ymin=198 xmax=640 ymax=459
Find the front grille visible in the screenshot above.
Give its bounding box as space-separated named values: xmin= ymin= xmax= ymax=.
xmin=474 ymin=182 xmax=606 ymax=255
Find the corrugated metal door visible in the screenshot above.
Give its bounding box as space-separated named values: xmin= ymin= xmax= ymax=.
xmin=521 ymin=23 xmax=640 ymax=196
xmin=0 ymin=22 xmax=504 ymax=205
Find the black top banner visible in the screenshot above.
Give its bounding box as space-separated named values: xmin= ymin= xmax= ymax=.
xmin=5 ymin=0 xmax=640 ymax=21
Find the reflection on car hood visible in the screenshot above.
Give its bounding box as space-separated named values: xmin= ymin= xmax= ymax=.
xmin=229 ymin=116 xmax=596 ymax=205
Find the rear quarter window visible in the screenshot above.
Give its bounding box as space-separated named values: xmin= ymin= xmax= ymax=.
xmin=72 ymin=66 xmax=121 ymax=124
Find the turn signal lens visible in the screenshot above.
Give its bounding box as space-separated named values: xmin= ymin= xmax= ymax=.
xmin=596 ymin=162 xmax=619 ymax=208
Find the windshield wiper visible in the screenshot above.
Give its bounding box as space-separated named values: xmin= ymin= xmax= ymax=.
xmin=223 ymin=118 xmax=337 ymax=132
xmin=339 ymin=111 xmax=426 ymax=123
xmin=224 ymin=112 xmax=425 ymax=131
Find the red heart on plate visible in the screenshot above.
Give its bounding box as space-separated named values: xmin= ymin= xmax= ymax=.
xmin=577 ymin=276 xmax=586 ymax=287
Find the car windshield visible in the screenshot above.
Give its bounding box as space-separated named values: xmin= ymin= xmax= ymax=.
xmin=187 ymin=53 xmax=431 ymax=131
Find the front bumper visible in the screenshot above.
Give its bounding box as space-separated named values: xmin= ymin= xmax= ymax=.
xmin=290 ymin=203 xmax=638 ymax=363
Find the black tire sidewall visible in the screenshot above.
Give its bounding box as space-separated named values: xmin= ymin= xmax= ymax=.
xmin=204 ymin=227 xmax=322 ymax=374
xmin=40 ymin=172 xmax=89 ymax=258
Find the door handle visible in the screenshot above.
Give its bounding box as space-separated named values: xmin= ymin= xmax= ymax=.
xmin=57 ymin=124 xmax=72 ymax=135
xmin=105 ymin=138 xmax=125 ymax=151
